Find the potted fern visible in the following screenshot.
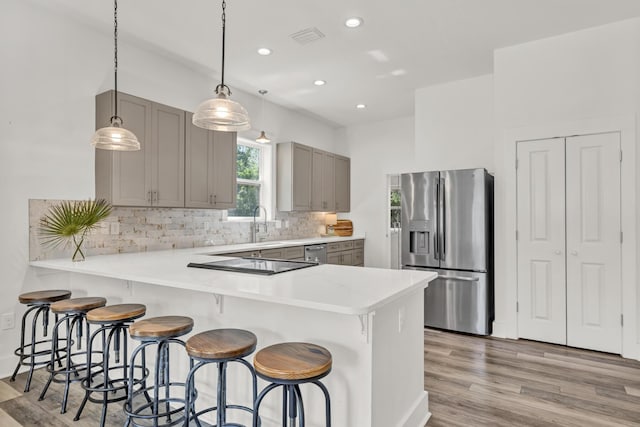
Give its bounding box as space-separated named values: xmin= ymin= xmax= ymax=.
xmin=39 ymin=199 xmax=112 ymax=262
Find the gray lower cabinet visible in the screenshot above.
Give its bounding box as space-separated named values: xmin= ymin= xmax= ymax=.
xmin=334 ymin=155 xmax=350 ymax=212
xmin=185 ymin=113 xmax=237 ymax=209
xmin=219 ymin=240 xmax=362 ymax=265
xmin=220 ymin=245 xmax=304 ymax=260
xmin=97 ymin=91 xmax=188 ymax=207
xmin=327 ymin=239 xmax=364 ymax=266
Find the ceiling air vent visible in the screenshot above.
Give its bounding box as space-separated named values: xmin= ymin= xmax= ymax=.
xmin=290 ymin=27 xmax=325 ymax=45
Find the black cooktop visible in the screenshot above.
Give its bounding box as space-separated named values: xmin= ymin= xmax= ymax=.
xmin=187 ymin=257 xmax=318 ymax=275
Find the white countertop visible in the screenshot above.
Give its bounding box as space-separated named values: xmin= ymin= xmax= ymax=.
xmin=199 ymin=234 xmax=365 ymax=254
xmin=30 ymin=236 xmax=435 ymax=315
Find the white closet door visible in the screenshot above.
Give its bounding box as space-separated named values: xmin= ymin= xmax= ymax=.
xmin=517 ymin=139 xmax=567 ymax=345
xmin=566 ymin=133 xmax=621 ymax=353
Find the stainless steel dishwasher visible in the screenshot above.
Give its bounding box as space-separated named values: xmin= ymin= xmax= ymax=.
xmin=304 ymin=244 xmax=327 ymax=264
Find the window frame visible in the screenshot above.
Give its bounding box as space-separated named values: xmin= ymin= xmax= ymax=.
xmin=226 ymin=138 xmax=270 ymax=221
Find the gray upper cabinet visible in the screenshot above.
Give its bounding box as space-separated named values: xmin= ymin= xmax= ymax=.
xmin=277 ymin=142 xmax=313 ymax=211
xmin=151 ymin=102 xmax=185 ymax=207
xmin=185 ymin=112 xmax=237 ymax=209
xmin=96 ymin=91 xmax=185 ymax=207
xmin=334 ymin=155 xmax=350 ymax=212
xmin=277 ymin=142 xmax=349 ymax=212
xmin=311 ymin=149 xmax=335 ymax=211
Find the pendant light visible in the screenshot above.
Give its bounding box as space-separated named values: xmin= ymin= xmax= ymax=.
xmin=91 ymin=0 xmax=140 ymax=151
xmin=255 ymin=90 xmax=271 ymax=143
xmin=193 ymin=0 xmax=250 ymax=132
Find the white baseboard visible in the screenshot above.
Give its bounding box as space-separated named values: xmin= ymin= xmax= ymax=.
xmin=0 ymin=355 xmax=19 ymax=381
xmin=491 ymin=321 xmax=518 ymax=339
xmin=397 ymin=391 xmax=430 ymax=427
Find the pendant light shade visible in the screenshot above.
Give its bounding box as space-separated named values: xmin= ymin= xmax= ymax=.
xmin=92 ymin=117 xmax=140 ymax=151
xmin=194 ymin=0 xmax=250 ymax=132
xmin=255 ymin=89 xmax=271 ymax=143
xmin=256 ymin=131 xmax=270 ymax=144
xmin=193 ymin=90 xmax=250 ymax=131
xmin=91 ymin=0 xmax=140 ymax=151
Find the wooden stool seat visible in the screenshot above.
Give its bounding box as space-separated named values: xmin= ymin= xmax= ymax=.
xmin=19 ymin=290 xmax=71 ymax=305
xmin=51 ymin=297 xmax=107 ymax=314
xmin=86 ymin=304 xmax=146 ymax=323
xmin=254 ymin=342 xmax=332 ymax=381
xmin=186 ymin=329 xmax=257 ymax=360
xmin=129 ymin=316 xmax=193 ymax=339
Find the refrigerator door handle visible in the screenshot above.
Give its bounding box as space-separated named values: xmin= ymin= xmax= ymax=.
xmin=438 ymin=275 xmax=480 ymax=282
xmin=439 ymin=177 xmax=446 ymax=260
xmin=435 ymin=180 xmax=441 ymax=260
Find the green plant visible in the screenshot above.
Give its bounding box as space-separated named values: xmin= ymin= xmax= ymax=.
xmin=39 ymin=199 xmax=112 ymax=261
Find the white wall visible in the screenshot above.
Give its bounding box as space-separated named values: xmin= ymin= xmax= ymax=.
xmin=415 ymin=75 xmax=495 ymax=173
xmin=338 ymin=117 xmax=416 ymax=267
xmin=0 ymin=0 xmax=336 ymax=377
xmin=493 ymin=18 xmax=640 ymax=357
xmin=342 ymin=75 xmax=494 ymax=268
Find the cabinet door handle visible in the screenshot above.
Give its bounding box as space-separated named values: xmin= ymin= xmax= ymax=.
xmin=209 ymin=195 xmax=212 ymax=204
xmin=214 ymin=195 xmax=217 ymax=204
xmin=147 ymin=191 xmax=152 ymax=203
xmin=153 ymin=191 xmax=158 ymax=203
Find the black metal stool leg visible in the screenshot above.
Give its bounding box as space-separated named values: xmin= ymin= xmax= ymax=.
xmin=25 ymin=306 xmax=49 ymax=392
xmin=254 ymin=377 xmax=330 ymax=427
xmin=293 ymin=385 xmax=305 ymax=427
xmin=311 ymin=381 xmax=331 ymax=427
xmin=10 ymin=305 xmax=36 ymax=383
xmin=254 ymin=383 xmax=281 ymax=427
xmin=37 ymin=315 xmax=59 ymax=402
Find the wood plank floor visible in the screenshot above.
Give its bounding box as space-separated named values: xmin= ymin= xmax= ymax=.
xmin=425 ymin=328 xmax=640 ymax=426
xmin=2 ymin=329 xmax=640 ymax=426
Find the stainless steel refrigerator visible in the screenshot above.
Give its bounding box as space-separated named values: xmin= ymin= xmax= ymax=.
xmin=401 ymin=168 xmax=494 ymax=335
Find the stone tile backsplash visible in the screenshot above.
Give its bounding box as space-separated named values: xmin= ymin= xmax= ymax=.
xmin=29 ymin=199 xmax=327 ymax=261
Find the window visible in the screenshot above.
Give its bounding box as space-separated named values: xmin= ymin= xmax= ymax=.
xmin=390 ymin=188 xmax=401 ymax=228
xmin=227 ymin=140 xmax=265 ymax=218
xmin=389 ymin=174 xmax=401 ymax=229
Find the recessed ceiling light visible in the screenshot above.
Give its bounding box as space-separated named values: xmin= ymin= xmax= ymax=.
xmin=345 ymin=17 xmax=364 ymax=28
xmin=257 ymin=47 xmax=272 ymax=56
xmin=314 ymin=80 xmax=326 ymax=86
xmin=356 ymin=104 xmax=366 ymax=109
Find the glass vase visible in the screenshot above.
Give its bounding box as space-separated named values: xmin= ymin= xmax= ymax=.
xmin=71 ymin=235 xmax=85 ymax=262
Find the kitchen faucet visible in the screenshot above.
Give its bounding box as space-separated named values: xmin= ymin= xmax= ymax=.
xmin=252 ymin=205 xmax=268 ymax=243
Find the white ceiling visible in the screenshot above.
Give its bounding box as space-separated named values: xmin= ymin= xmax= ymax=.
xmin=28 ymin=0 xmax=640 ymax=127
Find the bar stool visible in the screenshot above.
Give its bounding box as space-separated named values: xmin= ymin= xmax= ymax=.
xmin=74 ymin=304 xmax=148 ymax=427
xmin=124 ymin=315 xmax=194 ymax=427
xmin=11 ymin=289 xmax=72 ymax=392
xmin=253 ymin=342 xmax=332 ymax=427
xmin=38 ymin=297 xmax=107 ymax=413
xmin=184 ymin=329 xmax=258 ymax=426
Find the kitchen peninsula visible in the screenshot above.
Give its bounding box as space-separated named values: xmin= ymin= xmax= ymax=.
xmin=28 ymin=242 xmax=435 ymax=426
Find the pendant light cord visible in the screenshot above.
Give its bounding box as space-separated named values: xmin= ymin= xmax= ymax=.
xmin=113 ymin=0 xmax=120 ymax=121
xmin=216 ymin=0 xmax=230 ymax=96
xmin=220 ymin=0 xmax=226 ymax=89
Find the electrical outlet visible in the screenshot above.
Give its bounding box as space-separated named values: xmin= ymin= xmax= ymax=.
xmin=275 ymin=220 xmax=282 ymax=229
xmin=1 ymin=313 xmax=15 ymax=330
